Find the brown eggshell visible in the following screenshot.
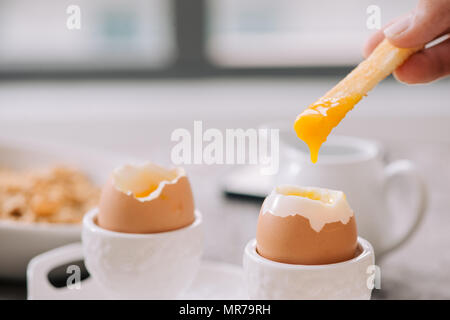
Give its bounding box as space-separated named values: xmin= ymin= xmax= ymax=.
xmin=97 ymin=176 xmax=195 ymax=234
xmin=256 ymin=212 xmax=357 ymax=265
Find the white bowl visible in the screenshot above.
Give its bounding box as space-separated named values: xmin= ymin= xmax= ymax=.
xmin=0 ymin=137 xmax=125 ymax=279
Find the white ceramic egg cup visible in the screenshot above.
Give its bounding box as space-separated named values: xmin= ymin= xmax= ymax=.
xmin=82 ymin=208 xmax=204 ymax=299
xmin=243 ymin=237 xmax=375 ymax=300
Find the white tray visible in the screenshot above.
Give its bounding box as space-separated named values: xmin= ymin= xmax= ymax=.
xmin=27 ymin=243 xmax=248 ymax=300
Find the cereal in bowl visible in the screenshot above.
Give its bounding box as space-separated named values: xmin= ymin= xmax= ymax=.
xmin=0 ymin=166 xmax=99 ymax=224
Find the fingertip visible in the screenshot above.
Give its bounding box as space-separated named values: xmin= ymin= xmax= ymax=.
xmin=392 ymin=69 xmax=416 ymax=84
xmin=393 ymin=39 xmax=450 ymax=84
xmin=385 ymin=3 xmax=449 ymax=49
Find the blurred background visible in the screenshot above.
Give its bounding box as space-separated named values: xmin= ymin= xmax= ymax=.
xmin=0 ymin=0 xmax=419 ymax=72
xmin=0 ymin=0 xmax=449 ymax=299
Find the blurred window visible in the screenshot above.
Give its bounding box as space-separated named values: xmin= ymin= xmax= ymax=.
xmin=0 ymin=0 xmax=420 ymax=75
xmin=207 ymin=0 xmax=416 ymax=67
xmin=0 ymin=0 xmax=174 ymax=71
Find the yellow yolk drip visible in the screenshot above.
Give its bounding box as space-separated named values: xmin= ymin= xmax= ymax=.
xmin=294 ymin=94 xmax=362 ymax=163
xmin=134 ymin=184 xmax=159 ymax=198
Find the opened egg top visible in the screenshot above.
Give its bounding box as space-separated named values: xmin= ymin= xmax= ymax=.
xmin=97 ymin=163 xmax=195 ymax=234
xmin=256 ymin=186 xmax=357 ymax=265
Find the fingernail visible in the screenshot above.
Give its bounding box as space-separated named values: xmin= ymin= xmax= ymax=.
xmin=384 ymin=14 xmax=412 ymax=39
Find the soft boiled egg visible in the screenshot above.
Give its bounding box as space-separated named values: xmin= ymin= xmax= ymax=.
xmin=256 ymin=185 xmax=357 ymax=265
xmin=97 ymin=163 xmax=195 ymax=234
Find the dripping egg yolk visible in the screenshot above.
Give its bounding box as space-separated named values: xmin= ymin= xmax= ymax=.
xmin=294 ymin=94 xmax=362 ymax=163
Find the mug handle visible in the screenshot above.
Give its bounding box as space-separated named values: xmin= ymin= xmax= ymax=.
xmin=379 ymin=160 xmax=428 ymax=257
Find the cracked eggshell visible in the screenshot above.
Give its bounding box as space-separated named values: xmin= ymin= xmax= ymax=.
xmin=97 ymin=163 xmax=195 ymax=234
xmin=256 ymin=185 xmax=358 ymax=265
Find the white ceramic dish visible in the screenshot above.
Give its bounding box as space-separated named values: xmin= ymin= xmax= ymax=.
xmin=0 ymin=137 xmax=125 ymax=279
xmin=27 ymin=243 xmax=247 ymax=300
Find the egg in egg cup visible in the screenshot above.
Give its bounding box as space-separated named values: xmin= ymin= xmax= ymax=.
xmin=243 ymin=185 xmax=375 ymax=299
xmin=82 ymin=163 xmax=203 ymax=299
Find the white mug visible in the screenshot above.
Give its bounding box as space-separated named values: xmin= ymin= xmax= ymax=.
xmin=276 ymin=133 xmax=428 ymax=258
xmin=82 ymin=208 xmax=203 ymax=299
xmin=243 ymin=237 xmax=375 ymax=299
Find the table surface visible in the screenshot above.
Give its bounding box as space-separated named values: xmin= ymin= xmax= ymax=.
xmin=1 ymin=139 xmax=449 ymax=300
xmin=0 ymin=80 xmax=449 ymax=299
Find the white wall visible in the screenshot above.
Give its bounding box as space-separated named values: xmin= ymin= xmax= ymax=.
xmin=0 ymin=78 xmax=449 ymax=157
